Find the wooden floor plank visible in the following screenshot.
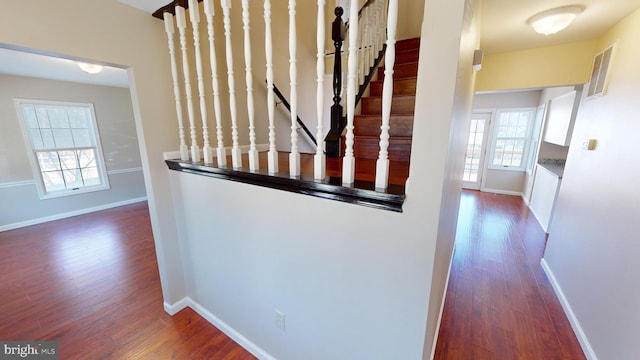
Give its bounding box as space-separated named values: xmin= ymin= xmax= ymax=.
xmin=434 ymin=190 xmax=585 ymax=359
xmin=0 ymin=202 xmax=255 ymax=360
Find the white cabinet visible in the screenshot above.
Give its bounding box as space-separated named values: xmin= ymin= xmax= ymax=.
xmin=529 ymin=165 xmax=561 ymax=232
xmin=543 ymin=88 xmax=581 ymax=146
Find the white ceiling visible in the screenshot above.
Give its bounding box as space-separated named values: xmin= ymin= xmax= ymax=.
xmin=2 ymin=0 xmax=639 ymax=87
xmin=0 ymin=46 xmax=129 ymax=88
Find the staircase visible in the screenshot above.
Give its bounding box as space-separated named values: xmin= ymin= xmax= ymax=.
xmin=328 ymin=38 xmax=419 ymax=185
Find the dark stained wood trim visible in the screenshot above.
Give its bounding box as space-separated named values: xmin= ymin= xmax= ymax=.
xmin=165 ymin=159 xmax=406 ymax=212
xmin=152 ymin=0 xmax=193 ymax=19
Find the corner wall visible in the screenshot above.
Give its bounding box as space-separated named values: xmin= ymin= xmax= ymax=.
xmin=542 ymin=7 xmax=640 ymax=360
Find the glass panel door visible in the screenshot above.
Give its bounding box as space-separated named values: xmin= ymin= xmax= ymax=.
xmin=463 ymin=112 xmax=491 ymax=189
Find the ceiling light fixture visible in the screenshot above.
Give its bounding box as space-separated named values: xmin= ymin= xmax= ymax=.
xmin=77 ymin=62 xmax=103 ymax=74
xmin=527 ymin=5 xmax=584 ymax=36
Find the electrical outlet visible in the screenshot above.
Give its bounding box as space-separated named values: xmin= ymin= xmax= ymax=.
xmin=275 ymin=310 xmax=285 ymax=331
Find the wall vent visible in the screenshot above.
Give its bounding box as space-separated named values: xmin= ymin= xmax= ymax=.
xmin=586 ymin=43 xmax=616 ymax=99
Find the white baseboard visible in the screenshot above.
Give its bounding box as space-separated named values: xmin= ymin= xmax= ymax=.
xmin=480 ymin=187 xmax=523 ymax=197
xmin=429 ymin=242 xmax=457 ymax=359
xmin=540 ymin=258 xmax=597 ymax=360
xmin=163 ymin=297 xmax=276 ymax=360
xmin=163 ymin=298 xmax=190 ymax=315
xmin=0 ymin=197 xmax=147 ymax=232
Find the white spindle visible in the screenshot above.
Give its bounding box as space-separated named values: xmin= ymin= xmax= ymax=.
xmin=264 ymin=0 xmax=279 ymax=174
xmin=367 ymin=8 xmax=375 ymax=66
xmin=221 ymin=0 xmax=242 ymax=169
xmin=357 ymin=10 xmax=365 ymax=85
xmin=241 ymin=0 xmax=259 ymax=171
xmin=314 ymin=0 xmax=326 ymax=180
xmin=163 ymin=12 xmax=189 ymax=161
xmin=342 ymin=0 xmax=358 ymax=185
xmin=375 ymin=0 xmax=398 ymax=189
xmin=188 ymin=0 xmax=213 ymax=164
xmin=288 ymin=0 xmax=300 ymax=177
xmin=204 ymin=0 xmax=227 ymax=167
xmin=176 ymin=6 xmax=201 ymax=163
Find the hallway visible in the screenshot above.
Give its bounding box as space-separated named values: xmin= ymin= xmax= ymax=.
xmin=434 ymin=190 xmax=585 ymax=359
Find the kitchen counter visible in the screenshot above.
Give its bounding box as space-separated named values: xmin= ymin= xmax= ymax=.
xmin=538 ymin=158 xmax=565 ymax=178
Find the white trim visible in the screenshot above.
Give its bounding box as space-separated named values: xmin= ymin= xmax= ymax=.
xmin=163 ymin=297 xmax=277 ymax=360
xmin=107 ymin=167 xmax=143 ymax=175
xmin=540 ymin=259 xmax=597 ymax=360
xmin=163 ymin=143 xmax=269 ymax=161
xmin=0 ymin=180 xmax=36 ymax=189
xmin=163 ymin=298 xmax=190 ymax=315
xmin=479 ymin=188 xmax=523 ymax=197
xmin=0 ymin=196 xmax=147 ymax=232
xmin=429 ymin=242 xmax=456 ymax=359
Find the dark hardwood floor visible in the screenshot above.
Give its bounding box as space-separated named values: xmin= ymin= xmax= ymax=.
xmin=434 ymin=190 xmax=585 ymax=359
xmin=0 ymin=202 xmax=255 ymax=360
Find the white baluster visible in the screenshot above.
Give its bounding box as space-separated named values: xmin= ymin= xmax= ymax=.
xmin=375 ymin=0 xmax=398 ymax=190
xmin=241 ymin=0 xmax=259 ymax=171
xmin=367 ymin=7 xmax=375 ymax=66
xmin=357 ymin=9 xmax=365 ymax=86
xmin=204 ymin=0 xmax=227 ymax=167
xmin=288 ymin=0 xmax=300 ymax=177
xmin=176 ymin=6 xmax=201 ymax=162
xmin=342 ymin=0 xmax=358 ymax=185
xmin=221 ymin=0 xmax=242 ymax=169
xmin=188 ymin=0 xmax=213 ymax=165
xmin=314 ymin=0 xmax=326 ymax=180
xmin=264 ymin=0 xmax=278 ymax=174
xmin=163 ymin=12 xmax=189 ymax=161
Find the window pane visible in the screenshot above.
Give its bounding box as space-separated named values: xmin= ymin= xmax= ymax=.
xmin=41 ymin=129 xmax=56 ymax=148
xmin=68 ymin=109 xmax=89 ymax=128
xmin=42 ymin=171 xmax=66 ymax=192
xmin=37 ymin=152 xmax=61 ymax=172
xmin=82 ymin=167 xmax=100 ymax=186
xmin=48 ymin=108 xmax=69 ymax=128
xmin=23 ymin=106 xmax=39 ymax=128
xmin=30 ymin=129 xmax=44 ymax=149
xmin=52 ymin=129 xmax=74 ymax=148
xmin=58 ymin=150 xmax=79 ymax=170
xmin=36 ymin=107 xmax=50 ymax=128
xmin=63 ymin=169 xmax=83 ymax=189
xmin=72 ymin=129 xmax=92 ymax=147
xmin=78 ymin=149 xmax=96 ymax=168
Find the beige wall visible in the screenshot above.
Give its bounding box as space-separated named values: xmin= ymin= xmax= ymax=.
xmin=0 ymin=74 xmax=146 ymax=229
xmin=543 ymin=7 xmax=640 ymax=360
xmin=476 ymin=40 xmax=596 ymax=92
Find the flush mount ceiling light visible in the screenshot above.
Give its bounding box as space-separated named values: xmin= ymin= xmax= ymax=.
xmin=527 ymin=5 xmax=584 ymax=36
xmin=77 ymin=62 xmax=103 ymax=74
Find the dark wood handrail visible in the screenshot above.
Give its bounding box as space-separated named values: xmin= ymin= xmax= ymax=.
xmin=270 ymin=82 xmax=318 ymax=146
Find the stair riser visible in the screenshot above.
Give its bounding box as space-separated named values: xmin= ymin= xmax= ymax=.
xmin=354 ymin=116 xmax=414 ymax=137
xmin=361 ymin=96 xmax=415 ymax=115
xmin=378 ymin=62 xmax=418 ymax=79
xmin=370 ymin=78 xmax=417 ymax=96
xmin=353 ymin=138 xmax=412 ymax=161
xmin=395 ymin=38 xmax=420 ymax=52
xmin=395 ymin=49 xmax=419 ymax=64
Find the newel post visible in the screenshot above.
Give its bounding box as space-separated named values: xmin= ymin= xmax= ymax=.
xmin=324 ymin=6 xmax=346 ymax=158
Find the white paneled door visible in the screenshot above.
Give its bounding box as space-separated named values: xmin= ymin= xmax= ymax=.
xmin=463 ymin=112 xmax=491 ymax=189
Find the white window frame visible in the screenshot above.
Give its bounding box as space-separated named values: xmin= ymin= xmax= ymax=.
xmin=487 ymin=107 xmax=536 ymax=172
xmin=15 ymin=99 xmax=110 ymax=199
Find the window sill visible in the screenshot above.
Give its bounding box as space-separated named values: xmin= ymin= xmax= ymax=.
xmin=165 ymin=159 xmax=406 ymax=212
